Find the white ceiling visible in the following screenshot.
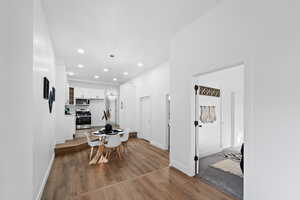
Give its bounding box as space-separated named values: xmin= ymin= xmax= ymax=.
xmin=43 ymin=0 xmax=218 ymax=84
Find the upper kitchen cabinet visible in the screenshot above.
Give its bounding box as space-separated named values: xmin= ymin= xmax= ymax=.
xmin=91 ymin=88 xmax=105 ymax=99
xmin=74 ymin=87 xmax=84 ymax=99
xmin=68 ymin=87 xmax=74 ymax=104
xmin=73 ymin=87 xmax=104 ymax=99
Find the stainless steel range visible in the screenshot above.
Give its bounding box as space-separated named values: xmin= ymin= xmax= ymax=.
xmin=76 ymin=109 xmax=91 ymax=130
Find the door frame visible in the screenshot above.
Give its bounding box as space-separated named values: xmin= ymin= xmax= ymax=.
xmin=191 ymin=63 xmax=246 ymax=176
xmin=166 ymin=94 xmax=171 ymax=151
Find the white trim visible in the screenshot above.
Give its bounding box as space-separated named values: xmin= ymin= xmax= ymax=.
xmin=35 ymin=153 xmax=55 ymax=200
xmin=150 ymin=141 xmax=168 ymax=150
xmin=170 ymin=159 xmax=194 ymax=177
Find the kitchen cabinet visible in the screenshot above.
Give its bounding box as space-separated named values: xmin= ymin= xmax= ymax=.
xmin=90 ymin=88 xmax=104 ymax=99
xmin=73 ymin=87 xmax=104 ymax=99
xmin=86 ymin=88 xmax=95 ymax=99
xmin=74 ymin=87 xmax=84 ymax=99
xmin=69 ymin=87 xmax=74 ymax=104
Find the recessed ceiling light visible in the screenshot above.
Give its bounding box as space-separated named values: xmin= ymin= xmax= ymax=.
xmin=67 ymin=72 xmax=75 ymax=76
xmin=123 ymin=72 xmax=129 ymax=75
xmin=94 ymin=75 xmax=99 ymax=79
xmin=137 ymin=62 xmax=144 ymax=67
xmin=104 ymin=68 xmax=109 ymax=72
xmin=113 ymin=78 xmax=117 ymax=81
xmin=109 ymin=54 xmax=115 ymax=58
xmin=77 ymin=48 xmax=85 ymax=54
xmin=77 ymin=64 xmax=84 ymax=68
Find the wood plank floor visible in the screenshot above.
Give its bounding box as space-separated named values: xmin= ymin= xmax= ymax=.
xmin=42 ymin=139 xmax=237 ymax=200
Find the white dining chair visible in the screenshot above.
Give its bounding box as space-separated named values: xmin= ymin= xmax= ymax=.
xmin=84 ymin=132 xmax=100 ymax=160
xmin=120 ymin=129 xmax=130 ymax=153
xmin=105 ymin=135 xmax=122 ymax=160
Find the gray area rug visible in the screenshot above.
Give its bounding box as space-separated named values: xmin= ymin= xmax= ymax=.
xmin=197 ymin=150 xmax=243 ymax=200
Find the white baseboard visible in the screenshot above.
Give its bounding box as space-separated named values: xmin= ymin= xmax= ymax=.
xmin=56 ymin=135 xmax=73 ymax=144
xmin=150 ymin=141 xmax=168 ymax=150
xmin=35 ymin=153 xmax=55 ymax=200
xmin=55 ymin=139 xmax=66 ymax=144
xmin=170 ymin=159 xmax=194 ymax=177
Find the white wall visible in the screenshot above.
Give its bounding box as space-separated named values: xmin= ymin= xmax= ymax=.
xmin=0 ymin=1 xmax=34 ymax=199
xmin=195 ymin=65 xmax=244 ymax=158
xmin=170 ymin=0 xmax=300 ymax=199
xmin=120 ymin=82 xmax=137 ymax=130
xmin=120 ymin=62 xmax=170 ymax=149
xmin=55 ymin=64 xmax=75 ymax=143
xmin=0 ymin=0 xmax=57 ymax=199
xmin=90 ymin=99 xmax=106 ymax=126
xmin=33 ymin=0 xmax=57 ymax=198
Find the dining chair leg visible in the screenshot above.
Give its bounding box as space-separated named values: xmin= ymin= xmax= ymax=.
xmin=121 ymin=146 xmax=124 ymax=158
xmin=123 ymin=142 xmax=128 ymax=153
xmin=117 ymin=146 xmax=122 ymax=160
xmin=120 ymin=144 xmax=124 ymax=153
xmin=114 ymin=147 xmax=117 ymax=160
xmin=106 ymin=149 xmax=112 ymax=160
xmin=89 ymin=147 xmax=94 ymax=160
xmin=106 ymin=149 xmax=109 ymax=160
xmin=110 ymin=149 xmax=113 ymax=160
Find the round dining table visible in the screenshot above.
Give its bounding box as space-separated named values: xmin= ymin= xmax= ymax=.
xmin=89 ymin=129 xmax=125 ymax=165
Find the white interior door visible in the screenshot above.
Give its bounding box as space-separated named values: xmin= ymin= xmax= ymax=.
xmin=140 ymin=96 xmax=151 ymax=141
xmin=89 ymin=99 xmax=105 ymax=127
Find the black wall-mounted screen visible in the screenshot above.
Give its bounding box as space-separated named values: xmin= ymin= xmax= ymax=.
xmin=43 ymin=77 xmax=49 ymax=99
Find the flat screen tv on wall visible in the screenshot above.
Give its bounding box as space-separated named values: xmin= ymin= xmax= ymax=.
xmin=43 ymin=77 xmax=49 ymax=99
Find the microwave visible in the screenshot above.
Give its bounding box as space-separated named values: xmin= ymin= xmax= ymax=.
xmin=75 ymin=98 xmax=90 ymax=105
